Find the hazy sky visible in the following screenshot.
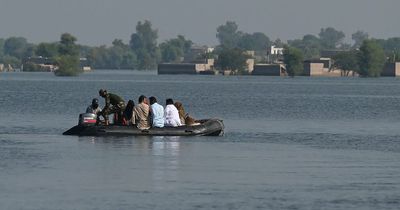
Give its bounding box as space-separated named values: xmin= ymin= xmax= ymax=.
xmin=0 ymin=0 xmax=399 ymax=46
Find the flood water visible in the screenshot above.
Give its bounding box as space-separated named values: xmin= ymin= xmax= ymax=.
xmin=1 ymin=71 xmax=400 ymax=210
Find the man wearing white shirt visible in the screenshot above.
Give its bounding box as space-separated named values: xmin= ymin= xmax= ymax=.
xmin=164 ymin=98 xmax=182 ymax=127
xmin=149 ymin=96 xmax=164 ymax=128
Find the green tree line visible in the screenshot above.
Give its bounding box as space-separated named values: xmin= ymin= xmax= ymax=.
xmin=1 ymin=20 xmax=400 ymax=77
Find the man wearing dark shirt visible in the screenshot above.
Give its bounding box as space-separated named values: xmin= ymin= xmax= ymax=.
xmin=98 ymin=89 xmax=125 ymax=125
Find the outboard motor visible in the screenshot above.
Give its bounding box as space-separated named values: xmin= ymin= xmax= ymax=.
xmin=78 ymin=113 xmax=97 ymax=126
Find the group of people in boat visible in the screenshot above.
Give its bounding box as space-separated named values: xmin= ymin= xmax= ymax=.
xmin=86 ymin=89 xmax=196 ymax=129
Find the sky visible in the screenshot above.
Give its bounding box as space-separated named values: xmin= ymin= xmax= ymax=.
xmin=0 ymin=0 xmax=399 ymax=46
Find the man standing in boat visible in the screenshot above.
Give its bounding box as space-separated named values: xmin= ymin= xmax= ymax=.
xmin=98 ymin=89 xmax=125 ymax=125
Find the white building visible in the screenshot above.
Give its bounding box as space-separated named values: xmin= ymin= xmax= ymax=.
xmin=269 ymin=45 xmax=284 ymax=55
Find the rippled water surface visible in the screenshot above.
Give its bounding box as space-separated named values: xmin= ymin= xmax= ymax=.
xmin=1 ymin=71 xmax=400 ymax=210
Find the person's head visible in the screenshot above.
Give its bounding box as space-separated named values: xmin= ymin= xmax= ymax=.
xmin=126 ymin=100 xmax=135 ymax=109
xmin=166 ymin=98 xmax=174 ymax=105
xmin=99 ymin=89 xmax=107 ymax=97
xmin=174 ymin=101 xmax=182 ymax=109
xmin=91 ymin=98 xmax=99 ymax=109
xmin=149 ymin=96 xmax=157 ymax=105
xmin=174 ymin=101 xmax=185 ymax=116
xmin=138 ymin=95 xmax=147 ymax=104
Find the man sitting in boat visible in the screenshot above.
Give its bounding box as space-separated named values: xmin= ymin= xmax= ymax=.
xmin=149 ymin=96 xmax=164 ymax=128
xmin=132 ymin=95 xmax=150 ymax=130
xmin=98 ymin=89 xmax=125 ymax=125
xmin=86 ymin=98 xmax=102 ymax=115
xmin=164 ymin=98 xmax=182 ymax=127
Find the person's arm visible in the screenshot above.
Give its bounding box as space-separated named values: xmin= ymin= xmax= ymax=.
xmin=104 ymin=94 xmax=110 ymax=109
xmin=173 ymin=109 xmax=182 ymax=126
xmin=131 ymin=109 xmax=136 ymax=125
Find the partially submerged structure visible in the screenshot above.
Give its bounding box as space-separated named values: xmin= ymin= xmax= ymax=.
xmin=252 ymin=64 xmax=287 ymax=76
xmin=158 ymin=59 xmax=215 ymax=75
xmin=22 ymin=56 xmax=92 ymax=72
xmin=381 ymin=62 xmax=400 ymax=77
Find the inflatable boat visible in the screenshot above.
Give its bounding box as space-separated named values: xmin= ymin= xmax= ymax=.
xmin=63 ymin=113 xmax=224 ymax=137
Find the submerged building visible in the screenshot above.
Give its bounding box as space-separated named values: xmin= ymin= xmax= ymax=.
xmin=252 ymin=64 xmax=287 ymax=76
xmin=158 ymin=59 xmax=215 ymax=75
xmin=381 ymin=62 xmax=400 ymax=76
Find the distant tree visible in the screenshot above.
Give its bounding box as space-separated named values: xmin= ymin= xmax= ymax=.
xmin=113 ymin=39 xmax=137 ymax=69
xmin=273 ymin=38 xmax=285 ymax=48
xmin=88 ymin=46 xmax=108 ymax=69
xmin=283 ymin=46 xmax=304 ymax=76
xmin=121 ymin=51 xmax=138 ymax=69
xmin=358 ymin=40 xmax=386 ymax=77
xmin=55 ymin=33 xmax=81 ymax=76
xmin=110 ymin=39 xmax=137 ymax=69
xmin=377 ymin=37 xmax=400 ymax=61
xmin=160 ymin=35 xmax=193 ymax=63
xmin=393 ymin=51 xmax=400 ymax=62
xmin=238 ymin=32 xmax=271 ymax=51
xmin=216 ymin=21 xmax=241 ymax=49
xmin=79 ymin=44 xmax=93 ymax=58
xmin=58 ymin=33 xmax=79 ymax=55
xmin=36 ymin=42 xmax=59 ymax=58
xmin=215 ymin=48 xmax=248 ymax=73
xmin=288 ymin=34 xmax=322 ymax=59
xmin=88 ymin=39 xmax=137 ymax=70
xmin=3 ymin=37 xmax=28 ymax=59
xmin=130 ymin=20 xmax=160 ymax=70
xmin=352 ymin=30 xmax=369 ymax=49
xmin=0 ymin=38 xmax=4 ymax=57
xmin=339 ymin=43 xmax=352 ymax=50
xmin=319 ymin=27 xmax=345 ymax=49
xmin=135 ymin=48 xmax=159 ymax=70
xmin=54 ymin=55 xmax=80 ymax=76
xmin=160 ymin=43 xmax=181 ymax=63
xmin=0 ymin=55 xmax=21 ymax=67
xmin=332 ymin=50 xmax=359 ymax=76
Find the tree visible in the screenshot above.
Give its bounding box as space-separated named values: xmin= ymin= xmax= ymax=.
xmin=88 ymin=46 xmax=108 ymax=69
xmin=288 ymin=34 xmax=322 ymax=59
xmin=130 ymin=20 xmax=160 ymax=70
xmin=352 ymin=30 xmax=369 ymax=49
xmin=36 ymin=42 xmax=59 ymax=58
xmin=215 ymin=48 xmax=248 ymax=73
xmin=319 ymin=27 xmax=345 ymax=49
xmin=333 ymin=50 xmax=359 ymax=76
xmin=216 ymin=21 xmax=241 ymax=49
xmin=59 ymin=33 xmax=79 ymax=55
xmin=273 ymin=39 xmax=284 ymax=48
xmin=87 ymin=40 xmax=137 ymax=70
xmin=358 ymin=40 xmax=386 ymax=77
xmin=283 ymin=46 xmax=304 ymax=76
xmin=0 ymin=55 xmax=21 ymax=67
xmin=55 ymin=33 xmax=81 ymax=76
xmin=160 ymin=35 xmax=193 ymax=63
xmin=55 ymin=55 xmax=80 ymax=76
xmin=237 ymin=32 xmax=271 ymax=51
xmin=3 ymin=37 xmax=28 ymax=59
xmin=382 ymin=37 xmax=400 ymax=52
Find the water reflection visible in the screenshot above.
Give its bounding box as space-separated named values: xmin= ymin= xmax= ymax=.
xmin=150 ymin=137 xmax=181 ymax=191
xmin=77 ymin=135 xmax=182 ymax=190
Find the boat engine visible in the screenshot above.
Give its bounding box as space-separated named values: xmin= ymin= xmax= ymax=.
xmin=78 ymin=113 xmax=97 ymax=126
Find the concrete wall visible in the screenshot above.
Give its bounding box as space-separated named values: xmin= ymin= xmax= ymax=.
xmin=303 ymin=63 xmax=324 ymax=76
xmin=158 ymin=59 xmax=214 ymax=74
xmin=382 ymin=62 xmax=400 ymax=77
xmin=246 ymin=59 xmax=255 ymax=73
xmin=158 ymin=63 xmax=197 ymax=74
xmin=252 ymin=64 xmax=285 ymax=76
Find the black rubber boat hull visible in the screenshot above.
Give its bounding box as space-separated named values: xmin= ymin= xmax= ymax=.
xmin=63 ymin=119 xmax=224 ymax=136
